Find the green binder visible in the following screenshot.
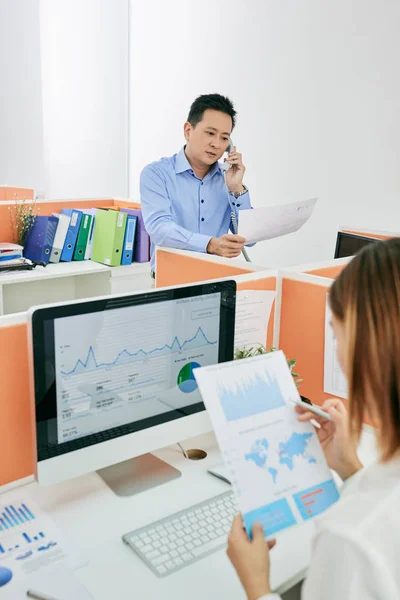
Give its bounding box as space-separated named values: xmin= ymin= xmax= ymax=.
xmin=73 ymin=213 xmax=93 ymax=261
xmin=91 ymin=209 xmax=127 ymax=267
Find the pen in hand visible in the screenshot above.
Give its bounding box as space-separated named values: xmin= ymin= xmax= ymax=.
xmin=27 ymin=589 xmax=61 ymax=600
xmin=290 ymin=396 xmax=332 ymax=428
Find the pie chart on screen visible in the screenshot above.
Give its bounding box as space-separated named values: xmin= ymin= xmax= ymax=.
xmin=177 ymin=362 xmax=201 ymax=393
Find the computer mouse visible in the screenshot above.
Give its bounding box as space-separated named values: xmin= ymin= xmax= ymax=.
xmin=0 ymin=566 xmax=12 ymax=587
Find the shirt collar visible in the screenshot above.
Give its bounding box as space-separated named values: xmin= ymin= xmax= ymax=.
xmin=175 ymin=146 xmax=222 ymax=178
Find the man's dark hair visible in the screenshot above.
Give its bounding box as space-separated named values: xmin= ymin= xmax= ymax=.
xmin=187 ymin=94 xmax=237 ymax=129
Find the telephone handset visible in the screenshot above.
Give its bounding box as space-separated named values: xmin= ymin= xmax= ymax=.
xmin=221 ymin=138 xmax=251 ymax=262
xmin=221 ymin=138 xmax=234 ymax=173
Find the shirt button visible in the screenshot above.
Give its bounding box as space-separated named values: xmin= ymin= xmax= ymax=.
xmin=201 ymin=217 xmax=205 ymax=222
xmin=201 ymin=199 xmax=204 ymax=203
xmin=232 ymin=202 xmax=236 ymax=206
xmin=201 ymin=182 xmax=204 ymax=185
xmin=237 ymin=203 xmax=241 ymax=207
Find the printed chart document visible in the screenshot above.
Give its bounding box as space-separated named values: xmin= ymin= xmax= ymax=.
xmin=324 ymin=295 xmax=348 ymax=398
xmin=0 ymin=488 xmax=85 ymax=598
xmin=238 ymin=197 xmax=318 ymax=244
xmin=194 ymin=351 xmax=339 ymax=538
xmin=234 ymin=290 xmax=276 ymax=352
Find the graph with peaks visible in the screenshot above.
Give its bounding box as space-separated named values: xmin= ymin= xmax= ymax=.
xmin=217 ymin=369 xmax=285 ymax=422
xmin=54 ymin=294 xmax=221 ymax=443
xmin=61 ymin=327 xmax=216 ymax=376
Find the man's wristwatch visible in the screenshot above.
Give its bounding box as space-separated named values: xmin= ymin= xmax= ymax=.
xmin=229 ymin=184 xmax=248 ymax=199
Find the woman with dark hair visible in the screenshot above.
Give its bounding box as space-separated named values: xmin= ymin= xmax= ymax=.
xmin=227 ymin=238 xmax=400 ymax=600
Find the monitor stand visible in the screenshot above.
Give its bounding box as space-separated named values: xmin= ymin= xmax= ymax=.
xmin=96 ymin=453 xmax=181 ymax=497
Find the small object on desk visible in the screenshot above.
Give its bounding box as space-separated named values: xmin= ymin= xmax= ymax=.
xmin=27 ymin=590 xmax=60 ymax=600
xmin=207 ymin=463 xmax=232 ymax=484
xmin=0 ymin=257 xmax=36 ymax=272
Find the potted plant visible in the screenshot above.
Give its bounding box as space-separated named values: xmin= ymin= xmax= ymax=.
xmin=8 ymin=195 xmax=39 ymax=247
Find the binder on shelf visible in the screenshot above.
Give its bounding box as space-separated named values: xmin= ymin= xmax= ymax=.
xmin=23 ymin=215 xmax=59 ymax=264
xmin=73 ymin=213 xmax=93 ymax=261
xmin=84 ymin=209 xmax=97 ymax=260
xmin=91 ymin=209 xmax=127 ymax=266
xmin=121 ymin=215 xmax=137 ymax=265
xmin=60 ymin=209 xmax=82 ymax=262
xmin=120 ymin=207 xmax=150 ymax=263
xmin=49 ymin=212 xmax=71 ymax=263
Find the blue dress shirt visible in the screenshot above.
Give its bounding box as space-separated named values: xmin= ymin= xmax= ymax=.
xmin=140 ymin=146 xmax=252 ymax=270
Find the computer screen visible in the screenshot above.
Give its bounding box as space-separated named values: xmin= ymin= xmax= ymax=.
xmin=334 ymin=231 xmax=378 ymax=259
xmin=29 ymin=281 xmax=236 ymax=485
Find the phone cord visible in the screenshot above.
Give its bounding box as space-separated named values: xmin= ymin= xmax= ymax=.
xmin=224 ymin=173 xmax=251 ymax=263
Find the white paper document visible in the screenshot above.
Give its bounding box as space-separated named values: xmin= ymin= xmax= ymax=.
xmin=238 ymin=197 xmax=318 ymax=244
xmin=0 ymin=488 xmax=85 ymax=598
xmin=27 ymin=565 xmax=94 ymax=600
xmin=194 ymin=351 xmax=339 ymax=538
xmin=324 ymin=296 xmax=348 ymax=399
xmin=234 ymin=290 xmax=276 ymax=352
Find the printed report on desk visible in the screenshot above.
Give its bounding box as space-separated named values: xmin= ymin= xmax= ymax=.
xmin=194 ymin=351 xmax=340 ymax=538
xmin=54 ymin=293 xmax=220 ymax=443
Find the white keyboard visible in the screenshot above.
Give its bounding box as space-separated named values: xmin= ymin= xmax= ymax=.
xmin=122 ymin=490 xmax=237 ymax=577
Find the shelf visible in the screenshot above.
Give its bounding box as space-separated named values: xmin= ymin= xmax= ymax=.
xmin=0 ymin=260 xmax=150 ymax=285
xmin=0 ymin=260 xmax=151 ymax=316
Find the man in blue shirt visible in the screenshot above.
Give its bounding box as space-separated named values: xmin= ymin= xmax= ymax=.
xmin=140 ymin=94 xmax=252 ymax=276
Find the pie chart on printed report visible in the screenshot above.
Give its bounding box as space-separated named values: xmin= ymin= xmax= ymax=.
xmin=177 ymin=362 xmax=201 ymax=393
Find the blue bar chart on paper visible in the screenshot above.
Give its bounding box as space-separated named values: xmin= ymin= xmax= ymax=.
xmin=0 ymin=529 xmax=50 ymax=559
xmin=0 ymin=502 xmax=35 ymax=532
xmin=0 ymin=493 xmax=74 ymax=574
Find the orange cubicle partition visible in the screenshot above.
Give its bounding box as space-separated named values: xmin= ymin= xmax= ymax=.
xmin=156 ymin=249 xmax=254 ymax=288
xmin=305 ymin=264 xmax=347 ymax=279
xmin=0 ymin=319 xmax=34 ymax=486
xmin=279 ymin=274 xmax=334 ymax=407
xmin=342 ymin=228 xmax=394 ymax=241
xmin=279 ymin=270 xmax=373 ymax=428
xmin=0 ymin=186 xmax=34 ymax=202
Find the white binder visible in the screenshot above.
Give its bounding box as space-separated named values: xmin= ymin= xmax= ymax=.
xmin=49 ymin=212 xmax=71 ymax=263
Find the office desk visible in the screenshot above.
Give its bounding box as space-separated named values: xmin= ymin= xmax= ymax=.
xmin=16 ymin=429 xmax=378 ymax=600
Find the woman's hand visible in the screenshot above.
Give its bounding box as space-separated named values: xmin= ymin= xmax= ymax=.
xmin=227 ymin=514 xmax=276 ymax=600
xmin=296 ymin=397 xmax=363 ymax=481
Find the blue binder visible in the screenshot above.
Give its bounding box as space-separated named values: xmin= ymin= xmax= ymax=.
xmin=121 ymin=215 xmax=137 ymax=265
xmin=23 ymin=215 xmax=59 ymax=264
xmin=60 ymin=209 xmax=82 ymax=261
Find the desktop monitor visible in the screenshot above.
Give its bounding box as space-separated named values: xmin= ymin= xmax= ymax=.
xmin=28 ymin=280 xmax=236 ymax=495
xmin=334 ymin=231 xmax=378 ymax=259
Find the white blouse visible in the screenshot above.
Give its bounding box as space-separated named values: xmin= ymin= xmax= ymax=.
xmin=260 ymin=457 xmax=400 ymax=600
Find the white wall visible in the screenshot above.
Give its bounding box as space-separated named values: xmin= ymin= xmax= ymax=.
xmin=129 ymin=0 xmax=400 ymax=267
xmin=39 ymin=0 xmax=129 ymax=199
xmin=0 ymin=0 xmax=45 ymax=192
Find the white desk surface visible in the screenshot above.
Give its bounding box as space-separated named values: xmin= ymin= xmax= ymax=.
xmin=15 ymin=428 xmax=378 ymax=600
